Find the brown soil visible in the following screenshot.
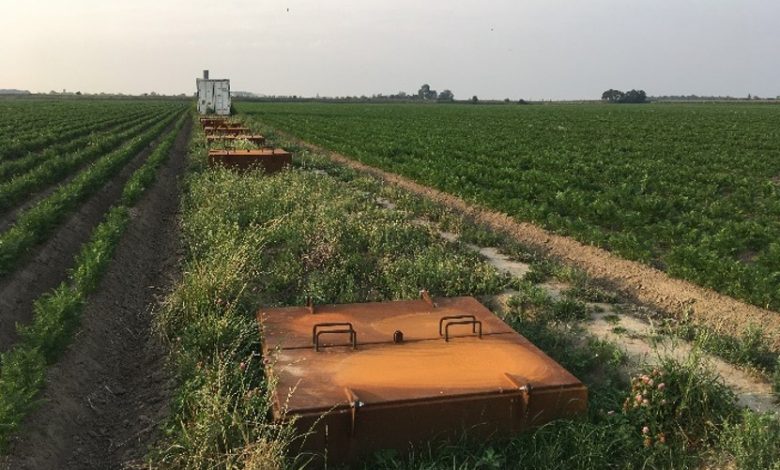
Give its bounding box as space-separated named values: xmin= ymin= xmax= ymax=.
xmin=289 ymin=135 xmax=780 ymax=350
xmin=0 ymin=122 xmax=177 ymax=352
xmin=0 ymin=119 xmax=191 ymax=470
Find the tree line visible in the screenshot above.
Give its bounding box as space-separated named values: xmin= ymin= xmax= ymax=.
xmin=601 ymin=89 xmax=648 ymax=103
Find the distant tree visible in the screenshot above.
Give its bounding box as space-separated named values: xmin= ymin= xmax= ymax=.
xmin=517 ymin=99 xmax=528 ymax=105
xmin=622 ymin=89 xmax=647 ymax=103
xmin=418 ymin=84 xmax=430 ymax=99
xmin=601 ymin=89 xmax=624 ymax=103
xmin=438 ymin=89 xmax=454 ymax=101
xmin=418 ymin=84 xmax=438 ymax=100
xmin=471 ymin=95 xmax=479 ymax=104
xmin=504 ymin=98 xmax=510 ymax=103
xmin=602 ymin=89 xmax=647 ymax=103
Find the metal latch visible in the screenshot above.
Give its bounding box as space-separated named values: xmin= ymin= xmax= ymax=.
xmin=504 ymin=373 xmax=533 ymax=428
xmin=344 ymin=387 xmax=364 ymax=437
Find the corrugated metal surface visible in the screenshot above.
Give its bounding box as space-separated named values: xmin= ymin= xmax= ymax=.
xmin=196 ymin=78 xmax=231 ymax=115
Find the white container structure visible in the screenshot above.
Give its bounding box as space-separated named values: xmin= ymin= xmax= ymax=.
xmin=196 ymin=70 xmax=231 ymax=115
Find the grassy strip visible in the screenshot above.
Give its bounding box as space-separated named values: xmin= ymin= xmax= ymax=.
xmin=0 ymin=110 xmax=182 ymax=276
xmin=0 ymin=107 xmax=160 ymax=181
xmin=148 ymin=125 xmax=509 ymax=469
xmin=0 ymin=113 xmax=187 ymax=451
xmin=147 ymin=122 xmax=780 ymax=469
xmin=0 ymin=107 xmax=182 ymax=211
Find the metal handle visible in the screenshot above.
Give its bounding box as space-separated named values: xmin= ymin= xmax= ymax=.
xmin=442 ymin=319 xmax=483 ymax=342
xmin=438 ymin=315 xmax=477 ymax=336
xmin=312 ymin=322 xmax=357 ymax=351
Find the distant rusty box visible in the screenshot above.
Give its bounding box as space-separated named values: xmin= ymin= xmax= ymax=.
xmin=257 ymin=295 xmax=587 ymax=464
xmin=203 ymin=126 xmax=250 ymax=135
xmin=208 ymin=149 xmax=291 ymax=173
xmin=199 ymin=117 xmax=227 ymax=127
xmin=206 ymin=134 xmax=266 ymax=145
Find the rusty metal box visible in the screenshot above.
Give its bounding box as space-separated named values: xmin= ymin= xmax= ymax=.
xmin=206 ymin=134 xmax=266 ymax=145
xmin=207 ymin=149 xmax=291 ymax=173
xmin=203 ymin=126 xmax=250 ymax=136
xmin=257 ymin=295 xmax=587 ymax=465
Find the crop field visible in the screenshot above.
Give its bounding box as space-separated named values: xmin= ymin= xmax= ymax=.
xmin=0 ymin=97 xmax=189 ymax=462
xmin=237 ymin=102 xmax=780 ymax=312
xmin=1 ymin=102 xmax=778 ymax=469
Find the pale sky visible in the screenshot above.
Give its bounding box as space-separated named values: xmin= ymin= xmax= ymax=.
xmin=2 ymin=0 xmax=778 ymax=100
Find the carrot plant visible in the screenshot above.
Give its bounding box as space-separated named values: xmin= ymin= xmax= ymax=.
xmin=0 ymin=113 xmax=187 ymax=451
xmin=0 ymin=99 xmax=182 ymax=161
xmin=0 ymin=107 xmax=182 ymax=211
xmin=0 ymin=108 xmax=184 ymax=276
xmin=0 ymin=106 xmax=159 ymax=181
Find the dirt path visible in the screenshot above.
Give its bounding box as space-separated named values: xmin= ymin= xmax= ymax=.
xmin=0 ymin=119 xmax=190 ymax=470
xmin=0 ymin=119 xmax=179 ymax=353
xmin=375 ymin=197 xmax=779 ymax=415
xmin=587 ymin=310 xmax=777 ymax=413
xmin=285 ymin=135 xmax=780 ymax=350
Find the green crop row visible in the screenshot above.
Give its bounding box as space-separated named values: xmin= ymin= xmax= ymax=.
xmin=0 ymin=112 xmax=188 ymax=451
xmin=0 ymin=109 xmax=185 ymax=276
xmin=0 ymin=106 xmax=162 ymax=181
xmin=0 ymin=107 xmax=182 ymax=212
xmin=0 ymin=99 xmax=121 ymax=131
xmin=0 ymin=100 xmax=179 ymax=161
xmin=237 ymin=102 xmax=780 ymax=312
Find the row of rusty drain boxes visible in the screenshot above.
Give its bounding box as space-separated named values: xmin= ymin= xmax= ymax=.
xmin=257 ymin=293 xmax=588 ymax=465
xmin=199 ymin=116 xmax=291 ymax=173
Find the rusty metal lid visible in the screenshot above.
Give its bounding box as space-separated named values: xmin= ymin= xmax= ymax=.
xmin=267 ymin=333 xmax=584 ymax=415
xmin=208 ymin=149 xmax=290 ymax=157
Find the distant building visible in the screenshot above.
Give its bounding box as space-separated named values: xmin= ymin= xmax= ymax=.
xmin=0 ymin=89 xmax=31 ymax=95
xmin=196 ymin=70 xmax=231 ymax=115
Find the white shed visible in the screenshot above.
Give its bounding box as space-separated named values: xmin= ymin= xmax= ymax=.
xmin=196 ymin=70 xmax=231 ymax=115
